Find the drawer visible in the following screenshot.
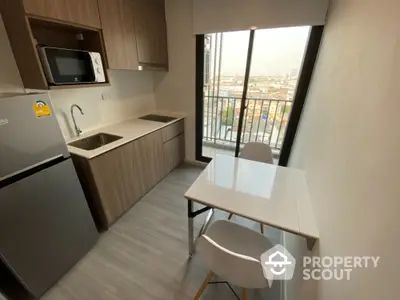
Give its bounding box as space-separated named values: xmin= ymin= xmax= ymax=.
xmin=163 ymin=134 xmax=185 ymax=175
xmin=162 ymin=120 xmax=184 ymax=142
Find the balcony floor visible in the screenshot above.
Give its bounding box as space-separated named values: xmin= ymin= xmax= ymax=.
xmin=202 ymin=145 xmax=235 ymax=158
xmin=203 ymin=144 xmax=280 ymax=164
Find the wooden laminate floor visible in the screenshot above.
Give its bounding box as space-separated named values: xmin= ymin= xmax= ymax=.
xmin=40 ymin=165 xmax=284 ymax=300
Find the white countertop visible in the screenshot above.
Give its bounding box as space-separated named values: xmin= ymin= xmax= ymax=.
xmin=184 ymin=155 xmax=319 ymax=239
xmin=67 ymin=111 xmax=186 ymax=159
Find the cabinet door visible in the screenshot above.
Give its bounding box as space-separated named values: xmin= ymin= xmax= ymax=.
xmin=98 ymin=0 xmax=139 ymax=69
xmin=162 ymin=120 xmax=184 ymax=142
xmin=134 ymin=131 xmax=164 ymax=191
xmin=163 ymin=134 xmax=185 ymax=176
xmin=133 ymin=0 xmax=168 ymax=68
xmin=89 ymin=141 xmax=145 ymax=226
xmin=23 ymin=0 xmax=101 ymax=28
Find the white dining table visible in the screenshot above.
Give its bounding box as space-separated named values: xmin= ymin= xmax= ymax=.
xmin=184 ymin=155 xmax=319 ymax=256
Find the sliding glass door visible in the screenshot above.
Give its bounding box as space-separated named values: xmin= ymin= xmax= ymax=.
xmin=202 ymin=30 xmax=250 ymax=158
xmin=196 ymin=26 xmax=322 ymax=164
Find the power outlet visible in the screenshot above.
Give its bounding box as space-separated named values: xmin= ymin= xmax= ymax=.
xmin=101 ymin=92 xmax=112 ymax=101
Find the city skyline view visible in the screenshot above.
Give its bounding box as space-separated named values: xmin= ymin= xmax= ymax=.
xmin=202 ymin=26 xmax=311 ymax=157
xmin=210 ymin=26 xmax=311 ymax=77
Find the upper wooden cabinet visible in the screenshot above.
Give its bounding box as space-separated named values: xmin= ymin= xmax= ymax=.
xmin=98 ymin=0 xmax=168 ymax=70
xmin=98 ymin=0 xmax=139 ymax=69
xmin=133 ymin=0 xmax=168 ymax=69
xmin=23 ymin=0 xmax=101 ymax=28
xmin=0 ymin=0 xmax=108 ymax=90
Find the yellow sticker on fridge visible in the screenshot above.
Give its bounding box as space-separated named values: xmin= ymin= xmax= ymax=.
xmin=33 ymin=100 xmax=51 ymax=118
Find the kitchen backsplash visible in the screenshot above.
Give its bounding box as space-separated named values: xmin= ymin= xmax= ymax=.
xmin=0 ymin=15 xmax=156 ymax=140
xmin=49 ymin=70 xmax=156 ymax=139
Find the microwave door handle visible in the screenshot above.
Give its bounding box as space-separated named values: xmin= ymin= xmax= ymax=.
xmin=37 ymin=46 xmax=56 ymax=84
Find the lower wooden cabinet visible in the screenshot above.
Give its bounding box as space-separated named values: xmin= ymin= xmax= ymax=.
xmin=72 ymin=124 xmax=185 ymax=229
xmin=162 ymin=120 xmax=184 ymax=142
xmin=163 ymin=134 xmax=185 ymax=176
xmin=87 ymin=140 xmax=145 ymax=227
xmin=134 ymin=130 xmax=164 ymax=192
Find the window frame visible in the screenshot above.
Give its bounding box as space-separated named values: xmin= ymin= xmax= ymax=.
xmin=195 ymin=26 xmax=324 ymax=165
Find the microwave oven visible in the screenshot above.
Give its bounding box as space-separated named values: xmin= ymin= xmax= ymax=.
xmin=38 ymin=46 xmax=106 ymax=85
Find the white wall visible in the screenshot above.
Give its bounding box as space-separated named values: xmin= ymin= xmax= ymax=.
xmin=286 ymin=0 xmax=400 ymax=299
xmin=49 ymin=70 xmax=156 ymax=138
xmin=154 ymin=0 xmax=196 ymax=160
xmin=0 ymin=14 xmax=156 ymax=139
xmin=193 ymin=0 xmax=328 ymax=34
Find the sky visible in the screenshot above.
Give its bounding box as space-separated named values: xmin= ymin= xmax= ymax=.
xmin=208 ymin=26 xmax=311 ymax=77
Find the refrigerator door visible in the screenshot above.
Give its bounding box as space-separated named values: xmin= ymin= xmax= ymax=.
xmin=0 ymin=159 xmax=98 ymax=298
xmin=0 ymin=93 xmax=69 ymax=179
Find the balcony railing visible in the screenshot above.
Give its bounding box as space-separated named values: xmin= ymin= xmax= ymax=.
xmin=203 ymin=96 xmax=292 ymax=152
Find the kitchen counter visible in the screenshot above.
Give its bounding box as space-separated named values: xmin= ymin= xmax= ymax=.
xmin=67 ymin=111 xmax=186 ymax=159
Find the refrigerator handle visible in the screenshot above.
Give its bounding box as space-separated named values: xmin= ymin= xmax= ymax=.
xmin=0 ymin=155 xmax=66 ymax=188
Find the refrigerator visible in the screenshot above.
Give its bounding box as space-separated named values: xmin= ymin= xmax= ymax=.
xmin=0 ymin=93 xmax=98 ymax=299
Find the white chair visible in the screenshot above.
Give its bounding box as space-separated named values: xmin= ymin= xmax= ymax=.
xmin=239 ymin=142 xmax=274 ymax=164
xmin=228 ymin=142 xmax=274 ymax=233
xmin=194 ymin=220 xmax=273 ymax=300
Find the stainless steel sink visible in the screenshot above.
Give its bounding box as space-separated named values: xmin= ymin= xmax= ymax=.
xmin=68 ymin=133 xmax=122 ymax=151
xmin=138 ymin=114 xmax=177 ymax=123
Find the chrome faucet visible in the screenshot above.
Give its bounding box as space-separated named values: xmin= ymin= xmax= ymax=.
xmin=70 ymin=104 xmax=84 ymax=136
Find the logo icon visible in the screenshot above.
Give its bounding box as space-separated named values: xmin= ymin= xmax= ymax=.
xmin=260 ymin=244 xmax=296 ymax=280
xmin=33 ymin=100 xmax=51 ymax=118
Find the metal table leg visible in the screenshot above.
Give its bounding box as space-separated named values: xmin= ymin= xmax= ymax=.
xmin=198 ymin=208 xmax=214 ymax=238
xmin=188 ymin=217 xmax=195 ymax=257
xmin=188 ymin=200 xmax=195 ymax=257
xmin=187 ymin=200 xmax=213 ymax=257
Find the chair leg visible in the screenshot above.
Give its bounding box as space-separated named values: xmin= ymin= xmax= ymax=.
xmin=194 ymin=271 xmax=214 ymax=300
xmin=242 ymin=288 xmax=247 ymax=300
xmin=260 ymin=223 xmax=264 ymax=234
xmin=228 ymin=213 xmax=233 ymax=220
